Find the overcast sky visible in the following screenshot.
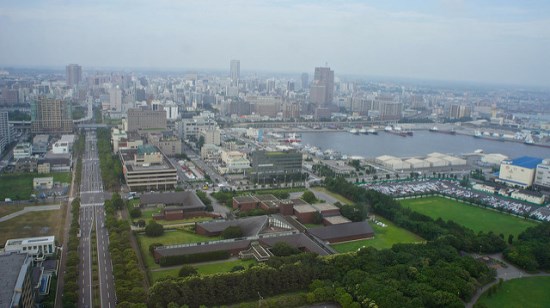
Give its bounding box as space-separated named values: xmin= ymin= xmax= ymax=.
xmin=1 ymin=0 xmax=549 ymax=86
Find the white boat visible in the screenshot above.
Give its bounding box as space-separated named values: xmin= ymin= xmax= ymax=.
xmin=359 ymin=128 xmax=368 ymax=134
xmin=349 ymin=128 xmax=359 ymax=135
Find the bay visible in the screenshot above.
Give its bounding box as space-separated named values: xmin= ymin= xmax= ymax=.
xmin=300 ymin=131 xmax=550 ymax=159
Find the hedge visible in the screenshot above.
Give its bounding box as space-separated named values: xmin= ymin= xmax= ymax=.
xmin=159 ymin=250 xmax=230 ymax=267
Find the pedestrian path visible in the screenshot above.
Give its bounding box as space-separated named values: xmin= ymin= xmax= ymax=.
xmin=0 ymin=204 xmax=61 ymax=222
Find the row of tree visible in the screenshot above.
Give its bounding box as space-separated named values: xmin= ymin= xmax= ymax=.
xmin=62 ymin=197 xmax=81 ymax=307
xmin=104 ymin=194 xmax=148 ymax=306
xmin=149 ymin=240 xmax=495 ymax=307
xmin=504 ymin=222 xmax=550 ymax=271
xmin=97 ymin=128 xmax=123 ymax=191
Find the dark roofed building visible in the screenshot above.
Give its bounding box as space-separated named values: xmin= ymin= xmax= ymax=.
xmin=140 ymin=191 xmax=207 ymax=221
xmin=308 ymin=221 xmax=374 ymax=243
xmin=196 ymin=216 xmax=269 ymax=237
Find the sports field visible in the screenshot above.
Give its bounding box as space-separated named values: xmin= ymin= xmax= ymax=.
xmin=331 ymin=216 xmax=424 ymax=252
xmin=476 ymin=276 xmax=550 ymax=308
xmin=400 ymin=197 xmax=537 ymax=237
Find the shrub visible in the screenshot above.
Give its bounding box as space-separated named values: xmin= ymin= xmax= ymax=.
xmin=145 ymin=221 xmax=164 ymax=237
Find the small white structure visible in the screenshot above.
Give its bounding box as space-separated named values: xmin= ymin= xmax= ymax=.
xmin=13 ymin=142 xmax=32 ymax=160
xmin=510 ymin=190 xmax=545 ymax=205
xmin=481 ymin=153 xmax=508 ymax=165
xmin=52 ymin=141 xmax=70 ymax=154
xmin=4 ymin=236 xmax=56 ymax=258
xmin=33 ymin=177 xmax=54 ymax=190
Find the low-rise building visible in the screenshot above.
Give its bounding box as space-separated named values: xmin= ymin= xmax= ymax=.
xmin=33 ymin=177 xmax=53 ymax=190
xmin=120 ymin=144 xmax=178 ymax=191
xmin=510 ymin=190 xmax=545 ymax=205
xmin=0 ymin=253 xmax=35 ymax=308
xmin=200 ymin=128 xmax=221 ymax=146
xmin=41 ymin=152 xmax=72 ymax=172
xmin=15 ymin=157 xmax=38 ymax=173
xmin=51 ymin=141 xmax=70 ymax=154
xmin=220 ymin=150 xmax=250 ymax=174
xmin=13 ymin=142 xmax=32 ymax=160
xmin=147 ymin=133 xmax=182 ymax=157
xmin=308 ymin=221 xmax=374 ymax=243
xmin=200 ymin=144 xmax=222 ymax=160
xmin=4 ymin=236 xmax=56 ymax=258
xmin=32 ymin=135 xmax=49 ymax=154
xmin=293 ymin=203 xmax=318 ymax=224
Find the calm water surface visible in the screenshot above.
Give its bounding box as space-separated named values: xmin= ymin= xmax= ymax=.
xmin=300 ymin=131 xmax=550 ymax=158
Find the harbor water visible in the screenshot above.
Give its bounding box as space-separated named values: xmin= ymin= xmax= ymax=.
xmin=300 ymin=131 xmax=550 ymax=159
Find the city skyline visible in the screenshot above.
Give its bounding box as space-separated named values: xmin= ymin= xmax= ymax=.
xmin=1 ymin=1 xmax=549 ymax=87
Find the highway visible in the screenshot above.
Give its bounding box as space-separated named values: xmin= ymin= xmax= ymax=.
xmin=78 ymin=130 xmax=116 ymax=308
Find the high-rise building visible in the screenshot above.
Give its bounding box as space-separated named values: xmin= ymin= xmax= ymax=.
xmin=109 ymin=86 xmax=122 ymax=112
xmin=0 ymin=111 xmax=10 ymax=153
xmin=230 ymin=60 xmax=240 ymax=85
xmin=31 ymin=97 xmax=73 ymax=134
xmin=126 ymin=108 xmax=167 ymax=132
xmin=66 ymin=64 xmax=82 ymax=87
xmin=249 ymin=150 xmax=303 ymax=183
xmin=448 ymin=104 xmax=472 ymax=119
xmin=310 ymin=67 xmax=334 ymax=106
xmin=301 ymin=73 xmax=309 ymax=89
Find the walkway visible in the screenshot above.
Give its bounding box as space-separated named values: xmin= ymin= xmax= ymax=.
xmin=466 ymin=253 xmax=550 ymax=308
xmin=0 ymin=204 xmax=61 ymax=222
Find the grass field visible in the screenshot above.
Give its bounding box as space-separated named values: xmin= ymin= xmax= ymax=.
xmin=331 ymin=216 xmax=424 ymax=252
xmin=476 ymin=277 xmax=550 ymax=308
xmin=151 ymin=259 xmax=256 ymax=282
xmin=137 ymin=229 xmax=219 ymax=269
xmin=311 ymin=187 xmax=352 ymax=205
xmin=0 ymin=209 xmax=63 ymax=246
xmin=0 ymin=172 xmax=72 ymax=200
xmin=127 ymin=201 xmax=213 ymax=225
xmin=400 ymin=197 xmax=537 ymax=238
xmin=0 ymin=204 xmax=25 ymax=218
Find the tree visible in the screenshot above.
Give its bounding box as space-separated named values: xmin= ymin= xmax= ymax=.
xmin=130 ymin=208 xmax=142 ymax=218
xmin=508 ymin=234 xmax=514 ymax=245
xmin=136 ymin=219 xmax=146 ymax=228
xmin=230 ymin=265 xmax=245 ymax=272
xmin=149 ymin=243 xmax=163 ymax=255
xmin=270 ymin=241 xmax=301 ymax=257
xmin=178 ymin=265 xmax=198 ymax=278
xmin=301 ymin=191 xmax=317 ymax=204
xmin=312 ymin=212 xmax=323 ymax=225
xmin=221 ymin=226 xmax=243 ymax=239
xmin=145 ymin=221 xmax=164 ymax=237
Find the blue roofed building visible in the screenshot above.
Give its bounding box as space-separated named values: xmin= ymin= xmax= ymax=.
xmin=497 ymin=156 xmax=543 ymax=188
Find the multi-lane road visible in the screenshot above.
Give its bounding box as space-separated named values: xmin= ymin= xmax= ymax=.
xmin=78 ymin=130 xmax=116 ymax=308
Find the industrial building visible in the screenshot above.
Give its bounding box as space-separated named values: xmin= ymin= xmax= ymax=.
xmin=535 ymin=159 xmax=550 ymax=190
xmin=497 ymin=156 xmax=543 ymax=188
xmin=119 ymin=144 xmax=178 ymax=191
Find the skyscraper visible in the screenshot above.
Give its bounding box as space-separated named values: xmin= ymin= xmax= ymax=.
xmin=31 ymin=97 xmax=73 ymax=134
xmin=310 ymin=67 xmax=334 ymax=106
xmin=109 ymin=86 xmax=122 ymax=112
xmin=66 ymin=64 xmax=82 ymax=87
xmin=301 ymin=72 xmax=309 ymax=89
xmin=0 ymin=111 xmax=10 ymax=154
xmin=230 ymin=60 xmax=240 ymax=85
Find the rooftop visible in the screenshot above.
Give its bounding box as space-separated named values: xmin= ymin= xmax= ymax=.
xmin=5 ymin=236 xmax=55 ymax=247
xmin=197 ymin=216 xmax=269 ymax=236
xmin=322 ymin=215 xmax=351 ymax=225
xmin=506 ymin=156 xmax=543 ymax=169
xmin=293 ymin=203 xmax=317 ymax=213
xmin=311 ymin=203 xmax=340 ymax=212
xmin=137 ymin=144 xmax=159 ymax=155
xmin=0 ymin=253 xmax=31 ymax=307
xmin=308 ymin=221 xmax=374 ymax=242
xmin=140 ymin=191 xmax=205 ymax=209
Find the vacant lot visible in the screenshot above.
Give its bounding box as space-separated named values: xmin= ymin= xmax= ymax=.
xmin=400 ymin=197 xmax=537 ymax=237
xmin=331 ymin=216 xmax=424 ymax=252
xmin=0 ymin=204 xmax=25 ymax=218
xmin=476 ymin=276 xmax=550 ymax=308
xmin=151 ymin=259 xmax=256 ymax=282
xmin=137 ymin=229 xmax=219 ymax=269
xmin=0 ymin=172 xmax=71 ymax=200
xmin=0 ymin=209 xmax=64 ymax=246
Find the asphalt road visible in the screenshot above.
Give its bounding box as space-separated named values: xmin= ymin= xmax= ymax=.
xmin=78 ymin=130 xmax=116 ymax=308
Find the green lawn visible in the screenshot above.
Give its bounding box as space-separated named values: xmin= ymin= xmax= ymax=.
xmin=476 ymin=277 xmax=550 ymax=308
xmin=137 ymin=229 xmax=219 ymax=269
xmin=312 ymin=187 xmax=352 ymax=205
xmin=0 ymin=172 xmax=71 ymax=200
xmin=127 ymin=201 xmax=213 ymax=225
xmin=151 ymin=259 xmax=257 ymax=282
xmin=400 ymin=197 xmax=538 ymax=237
xmin=0 ymin=209 xmax=64 ymax=246
xmin=331 ymin=216 xmax=424 ymax=252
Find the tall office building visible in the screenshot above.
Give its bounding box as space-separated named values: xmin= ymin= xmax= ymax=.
xmin=310 ymin=67 xmax=334 ymax=106
xmin=0 ymin=111 xmax=10 ymax=154
xmin=31 ymin=97 xmax=73 ymax=134
xmin=230 ymin=60 xmax=240 ymax=85
xmin=109 ymin=86 xmax=122 ymax=112
xmin=126 ymin=108 xmax=167 ymax=132
xmin=66 ymin=64 xmax=82 ymax=87
xmin=301 ymin=72 xmax=309 ymax=89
